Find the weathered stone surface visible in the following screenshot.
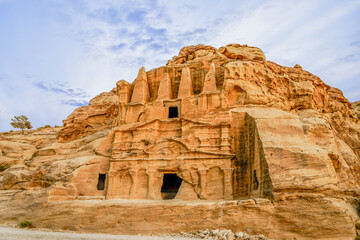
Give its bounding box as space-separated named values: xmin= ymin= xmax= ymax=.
xmin=0 ymin=191 xmax=357 ymax=239
xmin=353 ymin=101 xmax=360 ymax=118
xmin=58 ymin=84 xmax=124 ymax=143
xmin=0 ymin=127 xmax=108 ymax=190
xmin=0 ymin=44 xmax=359 ymax=239
xmin=219 ymin=44 xmax=266 ymax=63
xmin=177 ymin=67 xmax=193 ymax=98
xmin=130 ymin=67 xmax=150 ymax=103
xmin=202 ymin=62 xmax=217 ymax=93
xmin=0 ymin=141 xmax=36 ymax=162
xmin=168 ymin=44 xmax=222 ymax=65
xmin=0 ymin=127 xmax=60 ymax=167
xmin=157 ymin=73 xmax=172 ymax=100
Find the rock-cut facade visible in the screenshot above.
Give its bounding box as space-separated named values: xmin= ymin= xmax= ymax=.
xmin=1 ymin=44 xmax=359 ymax=239
xmin=55 ymin=44 xmax=359 ymax=204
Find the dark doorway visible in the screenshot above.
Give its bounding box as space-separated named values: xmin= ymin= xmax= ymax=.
xmin=168 ymin=107 xmax=179 ymax=118
xmin=97 ymin=173 xmax=106 ymax=190
xmin=161 ymin=173 xmax=182 ymax=199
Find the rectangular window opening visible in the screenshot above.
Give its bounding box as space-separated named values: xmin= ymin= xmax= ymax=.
xmin=168 ymin=106 xmax=179 ymax=118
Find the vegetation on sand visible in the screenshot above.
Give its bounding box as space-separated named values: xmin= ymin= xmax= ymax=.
xmin=10 ymin=115 xmax=32 ymax=134
xmin=19 ymin=220 xmax=33 ymax=228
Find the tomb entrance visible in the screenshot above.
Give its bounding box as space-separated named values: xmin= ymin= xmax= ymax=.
xmin=161 ymin=173 xmax=183 ymax=199
xmin=97 ymin=173 xmax=106 ymax=190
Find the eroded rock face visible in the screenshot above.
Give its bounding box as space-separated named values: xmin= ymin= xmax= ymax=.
xmin=219 ymin=44 xmax=266 ymax=62
xmin=0 ymin=44 xmax=359 ymax=239
xmin=353 ymin=101 xmax=360 ymax=118
xmin=58 ymin=82 xmax=131 ymax=143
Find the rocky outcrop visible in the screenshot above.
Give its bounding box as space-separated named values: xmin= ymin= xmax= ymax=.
xmin=219 ymin=44 xmax=266 ymax=63
xmin=353 ymin=101 xmax=360 ymax=118
xmin=0 ymin=127 xmax=60 ymax=168
xmin=57 ymin=82 xmax=131 ymax=143
xmin=0 ymin=44 xmax=359 ymax=239
xmin=0 ymin=127 xmax=108 ymax=191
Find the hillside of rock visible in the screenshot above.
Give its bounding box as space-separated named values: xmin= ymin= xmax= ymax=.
xmin=0 ymin=44 xmax=359 ymax=239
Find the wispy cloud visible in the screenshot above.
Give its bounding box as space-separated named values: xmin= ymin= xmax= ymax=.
xmin=34 ymin=81 xmax=90 ymax=98
xmin=109 ymin=43 xmax=127 ymax=51
xmin=61 ymin=99 xmax=88 ymax=107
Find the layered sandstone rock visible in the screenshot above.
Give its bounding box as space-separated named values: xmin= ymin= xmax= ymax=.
xmin=0 ymin=44 xmax=359 ymax=239
xmin=353 ymin=101 xmax=360 ymax=118
xmin=58 ymin=82 xmax=131 ymax=142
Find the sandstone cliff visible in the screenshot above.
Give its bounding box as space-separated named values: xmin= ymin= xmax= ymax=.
xmin=0 ymin=44 xmax=359 ymax=239
xmin=353 ymin=101 xmax=360 ymax=118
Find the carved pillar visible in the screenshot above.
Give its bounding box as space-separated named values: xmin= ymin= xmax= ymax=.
xmin=146 ymin=170 xmax=162 ymax=200
xmin=129 ymin=169 xmax=138 ymax=199
xmin=220 ymin=124 xmax=231 ymax=153
xmin=222 ymin=168 xmax=234 ymax=200
xmin=198 ymin=168 xmax=208 ymax=199
xmin=105 ymin=171 xmax=118 ymax=199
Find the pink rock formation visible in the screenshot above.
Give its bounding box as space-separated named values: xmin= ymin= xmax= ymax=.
xmin=1 ymin=44 xmax=359 ymax=239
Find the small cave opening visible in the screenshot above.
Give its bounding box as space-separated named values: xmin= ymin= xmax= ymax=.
xmin=97 ymin=173 xmax=106 ymax=190
xmin=168 ymin=107 xmax=179 ymax=118
xmin=161 ymin=173 xmax=182 ymax=200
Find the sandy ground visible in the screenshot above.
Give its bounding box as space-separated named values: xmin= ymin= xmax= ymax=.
xmin=0 ymin=227 xmax=201 ymax=240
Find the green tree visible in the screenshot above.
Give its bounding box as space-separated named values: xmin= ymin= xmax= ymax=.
xmin=10 ymin=115 xmax=33 ymax=134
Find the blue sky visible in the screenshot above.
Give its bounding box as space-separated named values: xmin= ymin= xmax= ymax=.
xmin=0 ymin=0 xmax=359 ymax=131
